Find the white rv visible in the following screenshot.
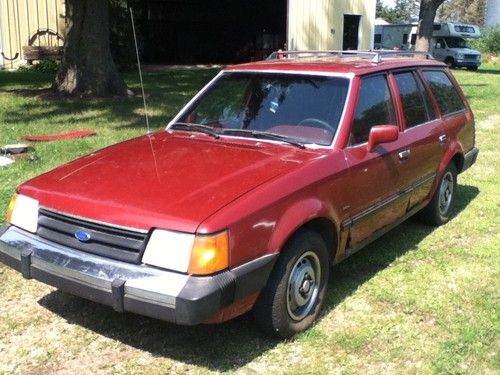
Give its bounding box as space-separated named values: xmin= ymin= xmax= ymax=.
xmin=374 ymin=22 xmax=481 ymax=70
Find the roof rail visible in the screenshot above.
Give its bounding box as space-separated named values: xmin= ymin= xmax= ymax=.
xmin=266 ymin=50 xmax=434 ymax=63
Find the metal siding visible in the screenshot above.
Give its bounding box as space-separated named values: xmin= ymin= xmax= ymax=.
xmin=288 ymin=0 xmax=376 ymax=50
xmin=0 ymin=7 xmax=3 ymax=66
xmin=486 ymin=0 xmax=500 ymax=27
xmin=0 ymin=0 xmax=65 ymax=69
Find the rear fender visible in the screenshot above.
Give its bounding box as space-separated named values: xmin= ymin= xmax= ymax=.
xmin=430 ymin=140 xmax=463 ymax=195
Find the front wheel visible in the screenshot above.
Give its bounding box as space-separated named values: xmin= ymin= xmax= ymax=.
xmin=419 ymin=163 xmax=457 ymax=226
xmin=253 ymin=230 xmax=329 ymax=339
xmin=444 ymin=57 xmax=455 ymax=69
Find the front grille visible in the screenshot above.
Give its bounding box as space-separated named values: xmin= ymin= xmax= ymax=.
xmin=37 ymin=208 xmax=148 ymax=263
xmin=464 ymin=54 xmax=478 ymax=60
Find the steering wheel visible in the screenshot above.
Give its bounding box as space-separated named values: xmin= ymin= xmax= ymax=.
xmin=298 ymin=118 xmax=335 ymax=133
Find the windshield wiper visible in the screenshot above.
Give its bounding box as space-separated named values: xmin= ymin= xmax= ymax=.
xmin=169 ymin=122 xmax=220 ymax=139
xmin=221 ymin=129 xmax=305 ymax=149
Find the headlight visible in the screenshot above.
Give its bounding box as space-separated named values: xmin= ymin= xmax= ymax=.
xmin=457 ymin=53 xmax=464 ymax=59
xmin=7 ymin=193 xmax=39 ymax=233
xmin=142 ymin=229 xmax=229 ymax=275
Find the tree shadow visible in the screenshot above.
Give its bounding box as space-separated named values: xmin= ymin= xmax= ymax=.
xmin=473 ymin=69 xmax=500 ymax=75
xmin=37 ymin=184 xmax=479 ymax=372
xmin=0 ymin=69 xmax=219 ymax=133
xmin=459 ymin=83 xmax=488 ymax=87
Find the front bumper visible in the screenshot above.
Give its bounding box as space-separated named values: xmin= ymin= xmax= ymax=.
xmin=0 ymin=225 xmax=277 ymax=325
xmin=455 ymin=59 xmax=481 ymax=68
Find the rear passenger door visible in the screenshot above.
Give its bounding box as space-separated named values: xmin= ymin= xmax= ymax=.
xmin=391 ymin=70 xmax=446 ymax=209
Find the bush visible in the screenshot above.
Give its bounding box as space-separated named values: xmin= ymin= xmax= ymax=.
xmin=18 ymin=59 xmax=59 ymax=74
xmin=471 ymin=25 xmax=500 ymax=54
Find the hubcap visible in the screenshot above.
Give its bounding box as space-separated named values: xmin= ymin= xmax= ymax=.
xmin=287 ymin=251 xmax=321 ymax=321
xmin=439 ymin=171 xmax=454 ymax=215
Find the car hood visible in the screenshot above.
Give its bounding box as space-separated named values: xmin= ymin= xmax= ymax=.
xmin=454 ymin=47 xmax=480 ymax=55
xmin=19 ymin=131 xmax=313 ymax=232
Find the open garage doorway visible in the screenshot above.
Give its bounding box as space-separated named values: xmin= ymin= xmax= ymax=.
xmin=343 ymin=15 xmax=360 ymax=50
xmin=144 ymin=0 xmax=287 ymax=64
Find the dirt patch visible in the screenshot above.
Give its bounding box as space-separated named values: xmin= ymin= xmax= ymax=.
xmin=479 ymin=115 xmax=500 ymax=130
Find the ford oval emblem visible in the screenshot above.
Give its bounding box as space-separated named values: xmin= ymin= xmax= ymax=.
xmin=75 ymin=230 xmax=91 ymax=242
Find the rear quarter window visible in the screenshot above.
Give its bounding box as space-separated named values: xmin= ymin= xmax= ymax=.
xmin=422 ymin=70 xmax=465 ymax=116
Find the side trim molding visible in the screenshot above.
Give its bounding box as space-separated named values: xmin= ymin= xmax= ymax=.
xmin=341 ymin=173 xmax=436 ymax=230
xmin=345 ymin=201 xmax=427 ymax=257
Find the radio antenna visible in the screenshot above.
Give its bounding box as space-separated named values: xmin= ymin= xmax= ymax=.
xmin=130 ymin=8 xmax=150 ymax=134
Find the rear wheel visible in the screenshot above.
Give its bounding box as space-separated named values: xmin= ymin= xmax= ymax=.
xmin=253 ymin=230 xmax=329 ymax=339
xmin=419 ymin=163 xmax=457 ymax=226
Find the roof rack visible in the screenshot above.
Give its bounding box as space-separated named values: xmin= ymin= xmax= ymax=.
xmin=266 ymin=50 xmax=434 ymax=63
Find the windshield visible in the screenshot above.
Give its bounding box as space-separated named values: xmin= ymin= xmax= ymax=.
xmin=175 ymin=72 xmax=350 ymax=146
xmin=445 ymin=37 xmax=470 ymax=49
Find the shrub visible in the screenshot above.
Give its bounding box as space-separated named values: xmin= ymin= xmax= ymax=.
xmin=18 ymin=59 xmax=59 ymax=74
xmin=471 ymin=25 xmax=500 ymax=54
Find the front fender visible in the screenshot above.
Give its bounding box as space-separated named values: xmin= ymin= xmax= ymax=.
xmin=268 ymin=198 xmax=337 ymax=253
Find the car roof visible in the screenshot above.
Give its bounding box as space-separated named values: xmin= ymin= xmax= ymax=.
xmin=225 ymin=53 xmax=446 ymax=76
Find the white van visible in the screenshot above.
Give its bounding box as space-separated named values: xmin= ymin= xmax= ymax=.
xmin=374 ymin=22 xmax=481 ymax=70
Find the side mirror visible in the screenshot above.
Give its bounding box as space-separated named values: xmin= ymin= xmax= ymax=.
xmin=436 ymin=42 xmax=442 ymax=49
xmin=367 ymin=125 xmax=399 ymax=152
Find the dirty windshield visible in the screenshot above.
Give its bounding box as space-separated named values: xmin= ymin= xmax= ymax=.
xmin=176 ymin=72 xmax=349 ymax=146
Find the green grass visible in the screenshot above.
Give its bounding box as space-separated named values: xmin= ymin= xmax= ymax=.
xmin=0 ymin=65 xmax=499 ymax=374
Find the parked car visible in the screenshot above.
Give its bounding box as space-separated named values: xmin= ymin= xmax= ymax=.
xmin=0 ymin=51 xmax=478 ymax=338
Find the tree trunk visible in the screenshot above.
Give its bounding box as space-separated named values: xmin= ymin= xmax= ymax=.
xmin=415 ymin=0 xmax=446 ymax=52
xmin=54 ymin=0 xmax=128 ymax=97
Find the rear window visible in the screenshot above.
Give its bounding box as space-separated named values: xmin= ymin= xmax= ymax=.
xmin=423 ymin=70 xmax=465 ymax=115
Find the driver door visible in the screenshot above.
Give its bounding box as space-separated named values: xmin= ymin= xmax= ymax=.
xmin=343 ymin=74 xmax=410 ymax=248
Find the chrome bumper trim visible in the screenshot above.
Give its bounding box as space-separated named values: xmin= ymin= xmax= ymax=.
xmin=0 ymin=226 xmax=188 ymax=308
xmin=0 ymin=225 xmax=278 ymax=325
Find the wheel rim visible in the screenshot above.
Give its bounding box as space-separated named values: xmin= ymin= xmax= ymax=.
xmin=439 ymin=171 xmax=454 ymax=215
xmin=287 ymin=251 xmax=321 ymax=321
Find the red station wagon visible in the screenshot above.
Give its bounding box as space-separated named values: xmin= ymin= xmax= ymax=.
xmin=0 ymin=51 xmax=478 ymax=338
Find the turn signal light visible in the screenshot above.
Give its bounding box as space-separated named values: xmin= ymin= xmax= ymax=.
xmin=188 ymin=231 xmax=229 ymax=275
xmin=6 ymin=194 xmax=17 ymax=223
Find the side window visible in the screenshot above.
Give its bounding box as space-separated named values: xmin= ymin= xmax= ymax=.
xmin=351 ymin=75 xmax=396 ymax=145
xmin=416 ymin=73 xmax=437 ymax=121
xmin=423 ymin=70 xmax=465 ymax=116
xmin=394 ymin=71 xmax=436 ymax=128
xmin=403 ymin=33 xmax=408 ymax=45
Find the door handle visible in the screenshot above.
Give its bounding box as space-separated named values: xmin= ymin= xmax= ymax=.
xmin=439 ymin=134 xmax=448 ymax=144
xmin=398 ymin=149 xmax=410 ymax=160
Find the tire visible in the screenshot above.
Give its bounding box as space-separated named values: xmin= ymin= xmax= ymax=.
xmin=444 ymin=57 xmax=455 ymax=69
xmin=253 ymin=229 xmax=329 ymax=339
xmin=419 ymin=163 xmax=457 ymax=226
